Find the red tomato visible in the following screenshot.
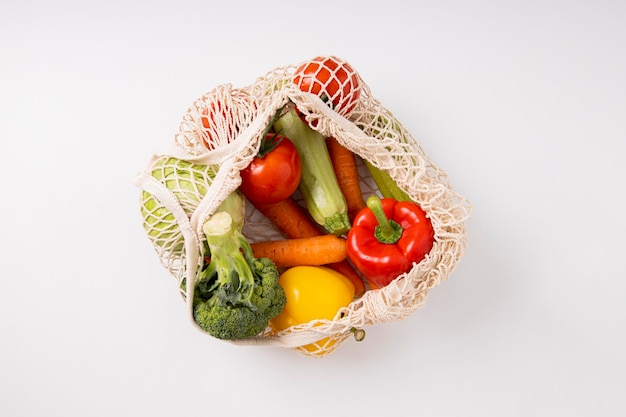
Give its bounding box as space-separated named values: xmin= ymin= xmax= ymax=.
xmin=239 ymin=134 xmax=302 ymax=204
xmin=293 ymin=56 xmax=361 ymax=117
xmin=199 ymin=100 xmax=238 ymax=150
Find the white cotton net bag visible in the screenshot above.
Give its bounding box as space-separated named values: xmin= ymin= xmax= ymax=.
xmin=134 ymin=56 xmax=471 ymax=358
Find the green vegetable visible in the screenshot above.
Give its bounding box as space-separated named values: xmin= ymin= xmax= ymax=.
xmin=140 ymin=157 xmax=219 ymax=250
xmin=272 ymin=109 xmax=351 ymax=235
xmin=215 ymin=190 xmax=246 ymax=230
xmin=360 ymin=115 xmax=414 ymax=202
xmin=193 ymin=209 xmax=286 ymax=340
xmin=363 ymin=160 xmax=413 ymax=202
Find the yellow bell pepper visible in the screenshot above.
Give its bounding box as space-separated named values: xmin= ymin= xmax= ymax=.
xmin=270 ymin=266 xmax=355 ymax=351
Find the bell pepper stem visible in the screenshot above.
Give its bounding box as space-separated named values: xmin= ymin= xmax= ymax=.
xmin=366 ymin=195 xmax=403 ymax=244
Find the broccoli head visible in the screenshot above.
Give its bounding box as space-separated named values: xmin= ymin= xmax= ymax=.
xmin=192 ymin=210 xmax=286 ymax=340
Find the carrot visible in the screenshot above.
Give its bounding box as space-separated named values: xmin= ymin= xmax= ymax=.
xmin=253 ymin=196 xmax=367 ymax=296
xmin=250 ymin=235 xmax=347 ymax=268
xmin=326 ymin=260 xmax=366 ymax=297
xmin=326 ymin=137 xmax=366 ymax=221
xmin=252 ymin=197 xmax=322 ymax=239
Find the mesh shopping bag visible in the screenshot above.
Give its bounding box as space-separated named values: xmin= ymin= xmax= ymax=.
xmin=134 ymin=56 xmax=471 ymax=357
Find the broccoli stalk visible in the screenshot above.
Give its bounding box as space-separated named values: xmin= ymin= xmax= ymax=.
xmin=193 ymin=210 xmax=286 ymax=340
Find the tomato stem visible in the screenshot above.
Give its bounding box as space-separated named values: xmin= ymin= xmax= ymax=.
xmin=366 ymin=195 xmax=402 ymax=244
xmin=257 ymin=133 xmax=283 ymax=158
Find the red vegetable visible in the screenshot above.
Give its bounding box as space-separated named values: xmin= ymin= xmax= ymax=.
xmin=346 ymin=195 xmax=435 ymax=288
xmin=199 ymin=100 xmax=238 ymax=150
xmin=239 ymin=133 xmax=302 ymax=205
xmin=293 ymin=56 xmax=361 ymax=118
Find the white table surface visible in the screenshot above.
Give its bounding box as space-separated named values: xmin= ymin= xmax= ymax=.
xmin=2 ymin=1 xmax=624 ymax=416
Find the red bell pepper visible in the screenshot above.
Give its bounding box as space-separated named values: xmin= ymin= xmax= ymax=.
xmin=346 ymin=195 xmax=435 ymax=288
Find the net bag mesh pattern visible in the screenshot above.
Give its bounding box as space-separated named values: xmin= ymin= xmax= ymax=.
xmin=134 ymin=57 xmax=471 ymax=357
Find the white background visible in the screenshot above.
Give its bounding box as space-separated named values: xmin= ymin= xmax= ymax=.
xmin=2 ymin=1 xmax=625 ymax=416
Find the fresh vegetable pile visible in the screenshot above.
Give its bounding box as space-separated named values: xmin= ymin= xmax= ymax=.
xmin=135 ymin=56 xmax=471 ymax=357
